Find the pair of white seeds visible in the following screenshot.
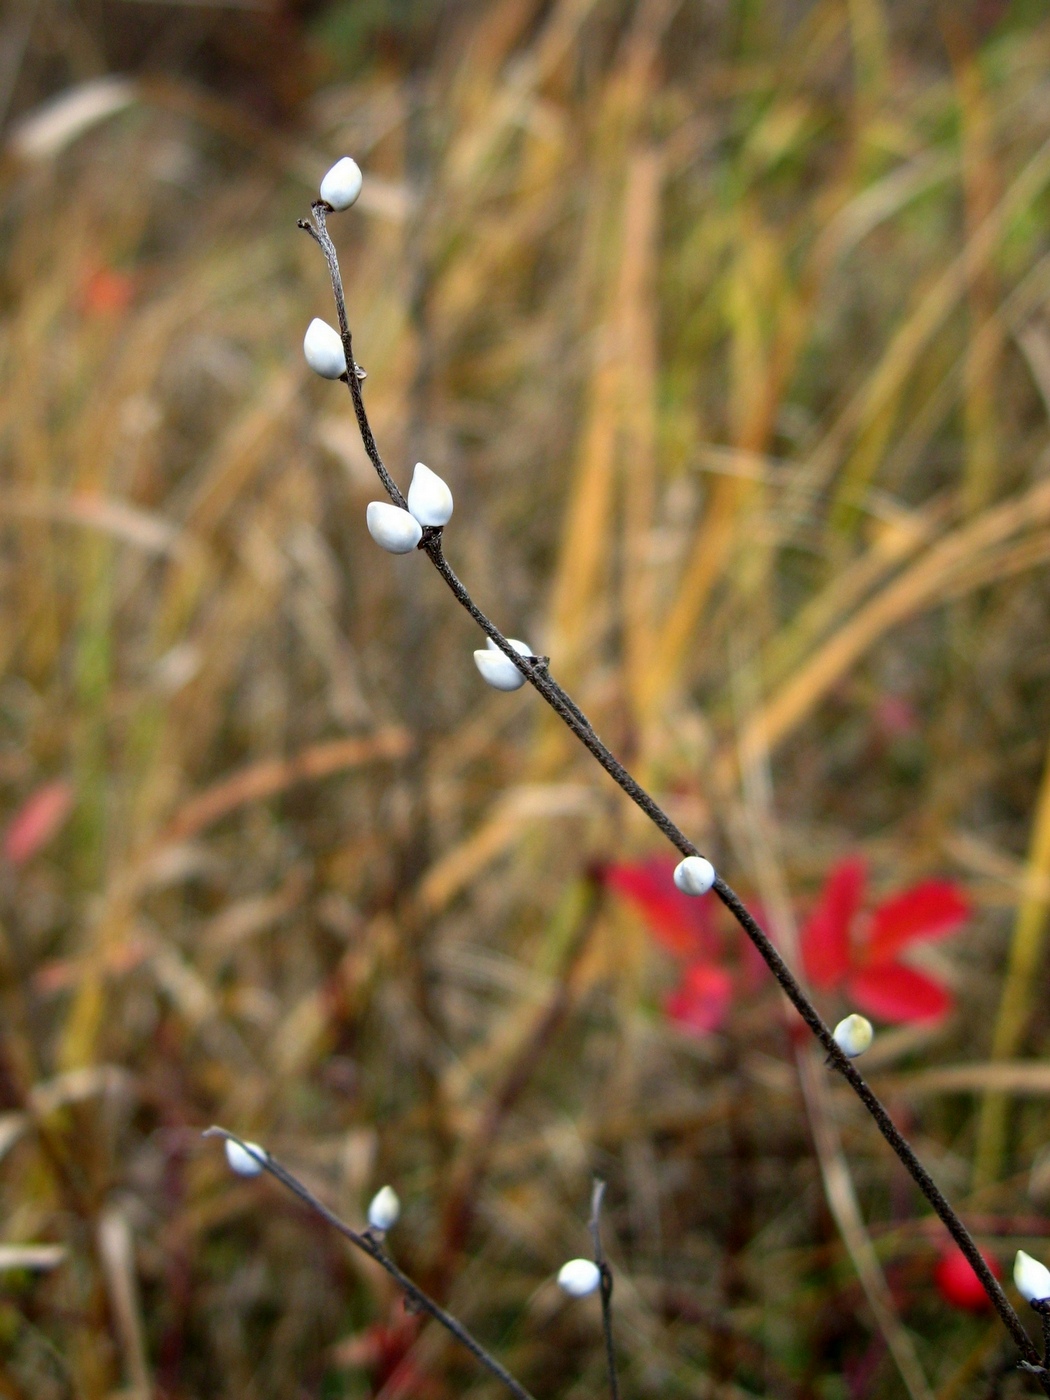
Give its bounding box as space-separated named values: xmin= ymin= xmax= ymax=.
xmin=223 ymin=1140 xmax=401 ymax=1231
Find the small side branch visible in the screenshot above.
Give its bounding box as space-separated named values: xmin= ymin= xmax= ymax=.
xmin=203 ymin=1129 xmax=538 ymax=1400
xmin=589 ymin=1179 xmax=620 ymax=1400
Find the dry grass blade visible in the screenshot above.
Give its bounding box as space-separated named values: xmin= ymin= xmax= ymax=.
xmin=97 ymin=1207 xmax=152 ymax=1400
xmin=159 ymin=729 xmax=412 ymax=844
xmin=974 ymin=731 xmax=1050 ymax=1186
xmin=733 ymin=472 xmax=1050 ymax=776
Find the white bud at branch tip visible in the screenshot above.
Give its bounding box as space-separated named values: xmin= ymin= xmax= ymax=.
xmin=1015 ymin=1250 xmax=1050 ymax=1302
xmin=366 ymin=502 xmax=423 ymax=554
xmin=225 ymin=1139 xmax=266 ymax=1176
xmin=673 ymin=856 xmax=716 ymax=896
xmin=320 ymin=156 xmax=363 ymax=211
xmin=303 ymin=318 xmax=347 ymax=379
xmin=367 ymin=1185 xmax=401 ymax=1232
xmin=833 ymin=1014 xmax=874 ymax=1059
xmin=473 ymin=636 xmax=531 ymax=691
xmin=407 ymin=462 xmax=453 ymax=527
xmin=558 ymin=1259 xmax=601 ymax=1297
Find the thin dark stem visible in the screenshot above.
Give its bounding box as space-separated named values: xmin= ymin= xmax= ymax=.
xmin=203 ymin=1129 xmax=538 ymax=1400
xmin=589 ymin=1179 xmax=620 ymax=1400
xmin=299 ymin=205 xmax=1048 ymax=1389
xmin=1034 ymin=1301 xmax=1050 ymax=1371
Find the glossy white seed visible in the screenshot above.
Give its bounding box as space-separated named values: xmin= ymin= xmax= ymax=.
xmin=366 ymin=502 xmax=423 ymax=554
xmin=407 ymin=462 xmax=454 ymax=527
xmin=1015 ymin=1250 xmax=1050 ymax=1302
xmin=473 ymin=637 xmax=531 ymax=691
xmin=367 ymin=1185 xmax=401 ymax=1232
xmin=304 ymin=318 xmax=346 ymax=379
xmin=833 ymin=1014 xmax=874 ymax=1059
xmin=558 ymin=1259 xmax=601 ymax=1297
xmin=673 ymin=856 xmax=716 ymax=896
xmin=225 ymin=1139 xmax=266 ymax=1177
xmin=320 ymin=156 xmax=363 ymax=211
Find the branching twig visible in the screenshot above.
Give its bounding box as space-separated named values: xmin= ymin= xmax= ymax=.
xmin=589 ymin=1179 xmax=620 ymax=1400
xmin=202 ymin=1128 xmax=537 ymax=1400
xmin=299 ymin=198 xmax=1048 ymax=1389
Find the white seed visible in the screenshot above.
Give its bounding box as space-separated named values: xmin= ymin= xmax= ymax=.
xmin=833 ymin=1014 xmax=874 ymax=1059
xmin=367 ymin=1185 xmax=401 ymax=1232
xmin=320 ymin=156 xmax=363 ymax=211
xmin=225 ymin=1139 xmax=266 ymax=1177
xmin=1015 ymin=1249 xmax=1050 ymax=1302
xmin=473 ymin=637 xmax=531 ymax=691
xmin=407 ymin=462 xmax=453 ymax=527
xmin=303 ymin=318 xmax=346 ymax=379
xmin=366 ymin=502 xmax=423 ymax=554
xmin=673 ymin=856 xmax=716 ymax=896
xmin=557 ymin=1258 xmax=601 ymax=1297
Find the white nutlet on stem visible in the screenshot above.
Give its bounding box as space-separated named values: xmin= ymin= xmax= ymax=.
xmin=473 ymin=636 xmax=531 ymax=692
xmin=366 ymin=502 xmax=423 ymax=554
xmin=319 ymin=156 xmax=363 ymax=211
xmin=367 ymin=1185 xmax=400 ymax=1232
xmin=833 ymin=1014 xmax=874 ymax=1059
xmin=225 ymin=1139 xmax=266 ymax=1177
xmin=557 ymin=1259 xmax=601 ymax=1297
xmin=303 ymin=318 xmax=347 ymax=379
xmin=673 ymin=855 xmax=715 ymax=896
xmin=1015 ymin=1249 xmax=1050 ymax=1302
xmin=407 ymin=462 xmax=453 ymax=527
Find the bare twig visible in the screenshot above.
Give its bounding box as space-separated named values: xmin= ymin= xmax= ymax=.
xmin=299 ymin=199 xmax=1048 ymax=1388
xmin=589 ymin=1178 xmax=620 ymax=1400
xmin=203 ymin=1129 xmax=537 ymax=1400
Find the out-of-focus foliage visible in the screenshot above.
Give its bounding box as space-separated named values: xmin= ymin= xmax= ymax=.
xmin=5 ymin=2 xmax=1050 ymax=1398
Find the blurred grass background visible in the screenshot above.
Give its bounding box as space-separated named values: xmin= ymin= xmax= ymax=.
xmin=5 ymin=0 xmax=1050 ymax=1396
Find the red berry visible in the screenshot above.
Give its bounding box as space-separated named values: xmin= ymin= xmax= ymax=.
xmin=934 ymin=1246 xmax=1001 ymax=1312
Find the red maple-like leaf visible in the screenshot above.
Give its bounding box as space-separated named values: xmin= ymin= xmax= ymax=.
xmin=603 ymin=858 xmax=730 ymax=1037
xmin=800 ymin=856 xmax=864 ymax=989
xmin=665 ymin=963 xmax=734 ymax=1036
xmin=603 ymin=858 xmax=715 ymax=959
xmin=799 ymin=857 xmax=968 ymax=1024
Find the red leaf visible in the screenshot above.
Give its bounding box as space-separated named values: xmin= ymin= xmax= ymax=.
xmin=664 ymin=962 xmax=733 ymax=1036
xmin=78 ymin=265 xmax=135 ymax=318
xmin=934 ymin=1246 xmax=1000 ymax=1313
xmin=3 ymin=781 xmax=74 ymax=866
xmin=800 ymin=857 xmax=865 ymax=989
xmin=848 ymin=963 xmax=952 ymax=1023
xmin=604 ymin=859 xmax=712 ymax=958
xmin=866 ymin=881 xmax=970 ymax=963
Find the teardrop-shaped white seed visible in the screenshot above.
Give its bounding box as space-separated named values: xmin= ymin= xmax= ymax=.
xmin=1015 ymin=1250 xmax=1050 ymax=1302
xmin=407 ymin=462 xmax=453 ymax=527
xmin=557 ymin=1259 xmax=601 ymax=1297
xmin=673 ymin=856 xmax=716 ymax=896
xmin=474 ymin=637 xmax=531 ymax=691
xmin=366 ymin=502 xmax=423 ymax=554
xmin=319 ymin=156 xmax=363 ymax=211
xmin=225 ymin=1139 xmax=266 ymax=1177
xmin=367 ymin=1185 xmax=400 ymax=1232
xmin=304 ymin=318 xmax=346 ymax=379
xmin=833 ymin=1013 xmax=874 ymax=1059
